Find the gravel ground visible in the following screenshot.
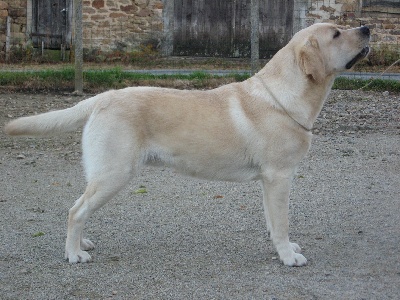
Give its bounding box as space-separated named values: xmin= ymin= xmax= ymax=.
xmin=0 ymin=90 xmax=399 ymax=299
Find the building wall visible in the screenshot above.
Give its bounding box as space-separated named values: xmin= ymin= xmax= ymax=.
xmin=307 ymin=0 xmax=400 ymax=48
xmin=0 ymin=0 xmax=164 ymax=56
xmin=0 ymin=0 xmax=398 ymax=58
xmin=0 ymin=0 xmax=27 ymax=47
xmin=81 ymin=0 xmax=163 ymax=51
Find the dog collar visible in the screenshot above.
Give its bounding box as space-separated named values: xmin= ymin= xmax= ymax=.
xmin=255 ymin=76 xmax=313 ymax=132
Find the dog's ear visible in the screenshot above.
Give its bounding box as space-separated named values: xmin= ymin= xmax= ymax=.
xmin=299 ymin=37 xmax=326 ymax=83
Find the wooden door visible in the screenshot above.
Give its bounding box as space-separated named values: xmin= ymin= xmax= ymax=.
xmin=31 ymin=0 xmax=72 ymax=49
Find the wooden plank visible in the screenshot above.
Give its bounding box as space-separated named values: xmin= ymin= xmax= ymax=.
xmin=251 ymin=0 xmax=260 ymax=74
xmin=5 ymin=16 xmax=11 ymax=62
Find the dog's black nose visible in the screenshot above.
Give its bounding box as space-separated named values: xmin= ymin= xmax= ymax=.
xmin=360 ymin=26 xmax=370 ymax=36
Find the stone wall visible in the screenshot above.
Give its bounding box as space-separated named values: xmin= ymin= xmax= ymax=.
xmin=307 ymin=0 xmax=400 ymax=49
xmin=0 ymin=0 xmax=27 ymax=49
xmin=82 ymin=0 xmax=164 ymax=51
xmin=0 ymin=0 xmax=164 ymax=58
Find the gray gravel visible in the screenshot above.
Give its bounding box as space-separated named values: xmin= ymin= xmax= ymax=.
xmin=1 ymin=90 xmax=399 ymax=299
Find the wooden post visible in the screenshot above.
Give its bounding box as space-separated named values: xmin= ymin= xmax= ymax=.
xmin=250 ymin=0 xmax=260 ymax=75
xmin=73 ymin=0 xmax=83 ymax=94
xmin=162 ymin=0 xmax=174 ymax=56
xmin=5 ymin=16 xmax=11 ymax=62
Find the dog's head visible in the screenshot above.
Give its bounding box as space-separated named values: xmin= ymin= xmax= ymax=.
xmin=294 ymin=23 xmax=370 ymax=83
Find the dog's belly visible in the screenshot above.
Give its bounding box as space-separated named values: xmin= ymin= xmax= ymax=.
xmin=144 ymin=149 xmax=261 ymax=182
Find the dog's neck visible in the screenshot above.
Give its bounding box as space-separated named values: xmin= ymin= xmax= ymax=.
xmin=253 ymin=75 xmax=313 ymax=131
xmin=254 ymin=60 xmax=336 ymax=132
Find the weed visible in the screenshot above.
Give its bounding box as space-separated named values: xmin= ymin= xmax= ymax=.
xmin=360 ymin=44 xmax=399 ymax=67
xmin=32 ymin=232 xmax=45 ymax=237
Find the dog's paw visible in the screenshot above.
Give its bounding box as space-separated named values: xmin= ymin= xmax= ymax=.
xmin=276 ymin=242 xmax=307 ymax=267
xmin=81 ymin=238 xmax=95 ymax=251
xmin=65 ymin=250 xmax=92 ymax=263
xmin=290 ymin=242 xmax=302 ymax=253
xmin=281 ymin=253 xmax=307 ymax=267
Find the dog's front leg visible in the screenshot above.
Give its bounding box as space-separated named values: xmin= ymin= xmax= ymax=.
xmin=261 ymin=172 xmax=307 ymax=267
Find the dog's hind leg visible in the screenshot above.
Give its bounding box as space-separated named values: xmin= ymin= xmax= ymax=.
xmin=64 ymin=171 xmax=132 ymax=263
xmin=64 ymin=116 xmax=138 ymax=263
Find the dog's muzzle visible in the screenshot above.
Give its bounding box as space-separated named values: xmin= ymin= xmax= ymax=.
xmin=346 ymin=46 xmax=370 ymax=69
xmin=346 ymin=26 xmax=370 ymax=69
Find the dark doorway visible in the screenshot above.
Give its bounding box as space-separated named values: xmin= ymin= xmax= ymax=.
xmin=31 ymin=0 xmax=72 ymax=49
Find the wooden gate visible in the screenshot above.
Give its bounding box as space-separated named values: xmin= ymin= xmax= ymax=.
xmin=31 ymin=0 xmax=72 ymax=49
xmin=173 ymin=0 xmax=294 ymax=58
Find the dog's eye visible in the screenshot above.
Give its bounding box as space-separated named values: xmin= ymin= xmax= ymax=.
xmin=333 ymin=30 xmax=341 ymax=39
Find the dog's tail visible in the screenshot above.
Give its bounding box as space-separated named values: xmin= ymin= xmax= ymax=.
xmin=4 ymin=95 xmax=99 ymax=137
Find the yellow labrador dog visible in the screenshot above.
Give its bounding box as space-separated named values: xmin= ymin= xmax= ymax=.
xmin=5 ymin=23 xmax=370 ymax=266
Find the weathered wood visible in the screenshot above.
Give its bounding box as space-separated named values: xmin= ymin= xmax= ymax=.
xmin=173 ymin=0 xmax=294 ymax=58
xmin=162 ymin=0 xmax=174 ymax=56
xmin=73 ymin=0 xmax=83 ymax=94
xmin=251 ymin=0 xmax=260 ymax=74
xmin=31 ymin=0 xmax=71 ymax=49
xmin=5 ymin=16 xmax=11 ymax=62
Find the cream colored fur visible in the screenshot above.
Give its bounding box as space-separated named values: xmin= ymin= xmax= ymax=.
xmin=5 ymin=23 xmax=370 ymax=266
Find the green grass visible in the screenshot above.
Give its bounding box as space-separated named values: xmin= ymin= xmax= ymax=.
xmin=0 ymin=68 xmax=398 ymax=93
xmin=32 ymin=232 xmax=45 ymax=237
xmin=0 ymin=68 xmax=75 ymax=86
xmin=333 ymin=77 xmax=400 ymax=92
xmin=0 ymin=68 xmax=247 ymax=91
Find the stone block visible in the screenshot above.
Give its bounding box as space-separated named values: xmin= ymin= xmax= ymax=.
xmin=12 ymin=31 xmax=25 ymax=41
xmin=98 ymin=20 xmax=111 ymax=27
xmin=153 ymin=1 xmax=163 ymax=10
xmin=383 ymin=24 xmax=396 ymax=29
xmin=92 ymin=0 xmax=104 ymax=9
xmin=121 ymin=5 xmax=138 ymax=14
xmin=0 ymin=1 xmax=8 ymax=10
xmin=389 ymin=27 xmax=400 ymax=34
xmin=11 ymin=23 xmax=20 ymax=33
xmin=91 ymin=14 xmax=106 ymax=21
xmin=370 ymin=33 xmax=379 ymax=42
xmin=321 ymin=5 xmax=336 ymax=14
xmin=106 ymin=1 xmax=116 ymax=7
xmin=365 ymin=23 xmax=377 ymax=29
xmin=0 ymin=9 xmax=8 ymax=17
xmin=15 ymin=17 xmax=26 ymax=25
xmin=15 ymin=0 xmax=26 ymax=8
xmin=109 ymin=12 xmax=126 ymax=18
xmin=382 ymin=35 xmax=396 ymax=42
xmin=9 ymin=8 xmax=26 ymax=18
xmin=83 ymin=7 xmax=96 ymax=14
xmin=137 ymin=8 xmax=152 ymax=17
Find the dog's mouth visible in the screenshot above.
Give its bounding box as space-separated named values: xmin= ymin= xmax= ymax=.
xmin=345 ymin=46 xmax=370 ymax=69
